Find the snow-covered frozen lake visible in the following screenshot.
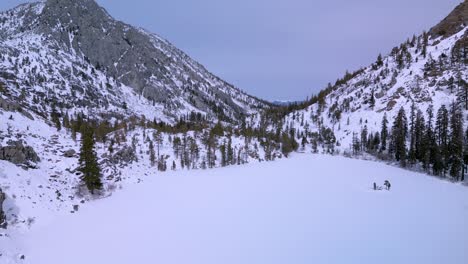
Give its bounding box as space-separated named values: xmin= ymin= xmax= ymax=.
xmin=23 ymin=154 xmax=468 ymax=264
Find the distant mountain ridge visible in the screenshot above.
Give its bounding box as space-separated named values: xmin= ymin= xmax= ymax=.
xmin=271 ymin=100 xmax=302 ymax=106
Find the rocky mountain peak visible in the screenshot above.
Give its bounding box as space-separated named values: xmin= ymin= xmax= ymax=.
xmin=42 ymin=0 xmax=110 ymax=14
xmin=39 ymin=0 xmax=112 ymax=37
xmin=42 ymin=0 xmax=108 ymax=23
xmin=0 ymin=0 xmax=266 ymax=123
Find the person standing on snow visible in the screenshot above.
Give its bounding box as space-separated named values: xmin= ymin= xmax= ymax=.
xmin=384 ymin=180 xmax=391 ymax=191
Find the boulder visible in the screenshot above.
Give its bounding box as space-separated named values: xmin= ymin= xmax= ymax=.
xmin=0 ymin=141 xmax=40 ymax=165
xmin=0 ymin=188 xmax=6 ymax=229
xmin=63 ymin=149 xmax=76 ymax=158
xmin=111 ymin=146 xmax=136 ymax=165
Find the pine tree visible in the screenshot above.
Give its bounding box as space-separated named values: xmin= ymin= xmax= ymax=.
xmin=108 ymin=139 xmax=115 ymax=154
xmin=321 ymin=128 xmax=336 ymax=154
xmin=424 ymin=105 xmax=436 ymax=172
xmin=361 ymin=125 xmax=368 ymax=151
xmin=153 ymin=131 xmax=163 ymax=157
xmin=410 ymin=35 xmax=417 ymax=47
xmin=149 ymin=140 xmax=156 ymax=166
xmin=449 ymin=103 xmax=464 ymax=180
xmin=432 ymin=145 xmax=444 ymax=176
xmin=50 ymin=105 xmax=61 ymax=131
xmin=181 ymin=133 xmax=189 ymax=169
xmin=380 ymin=113 xmax=389 ymax=152
xmin=211 ymin=122 xmax=224 ymax=137
xmin=78 ymin=126 xmax=102 ymax=194
xmin=202 ymin=132 xmax=217 ymax=168
xmin=227 ymin=137 xmax=234 ymax=165
xmin=463 ymin=128 xmax=468 ymax=181
xmin=436 ymin=105 xmax=449 ymax=176
xmin=396 ymin=50 xmax=404 ymax=69
xmin=414 ymin=109 xmax=426 ymax=161
xmin=281 ymin=132 xmax=298 ymax=157
xmin=220 ymin=143 xmax=227 ymax=167
xmin=172 ymin=136 xmax=181 ymax=159
xmin=371 ymin=132 xmax=381 ymax=152
xmin=376 ymin=54 xmax=384 ymax=67
xmin=391 ymin=107 xmax=408 ymax=166
xmin=422 ymin=31 xmax=428 ymax=58
xmin=405 ymin=47 xmax=412 ymax=65
xmin=448 ymin=76 xmax=455 ymax=93
xmin=352 ymin=132 xmax=360 ymax=155
xmin=156 ymin=155 xmax=167 ymax=172
xmin=189 ymin=138 xmax=200 ymax=169
xmin=62 ymin=112 xmax=70 ymax=129
xmin=370 ymin=88 xmax=376 ymax=108
xmin=457 ymin=76 xmax=468 ymax=110
xmin=301 ymin=136 xmax=308 ymax=151
xmin=408 ymin=102 xmax=417 ymax=163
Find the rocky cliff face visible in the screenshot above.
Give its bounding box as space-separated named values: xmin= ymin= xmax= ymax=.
xmin=0 ymin=0 xmax=267 ymax=123
xmin=430 ymin=0 xmax=468 ymax=38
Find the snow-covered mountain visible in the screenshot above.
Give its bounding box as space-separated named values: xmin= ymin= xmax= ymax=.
xmin=0 ymin=1 xmax=467 ymax=262
xmin=0 ymin=0 xmax=267 ymax=124
xmin=281 ymin=1 xmax=467 ymax=151
xmin=0 ymin=1 xmax=276 ymax=261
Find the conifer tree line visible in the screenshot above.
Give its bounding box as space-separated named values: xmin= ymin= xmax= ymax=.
xmin=353 ymin=102 xmax=467 ymax=181
xmin=39 ymin=25 xmax=464 ymax=191
xmin=52 ymin=108 xmax=303 ymax=194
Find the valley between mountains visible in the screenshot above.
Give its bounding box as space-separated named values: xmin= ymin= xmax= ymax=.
xmin=0 ymin=0 xmax=467 ymax=263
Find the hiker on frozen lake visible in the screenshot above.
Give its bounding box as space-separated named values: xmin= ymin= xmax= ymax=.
xmin=384 ymin=180 xmax=391 ymax=191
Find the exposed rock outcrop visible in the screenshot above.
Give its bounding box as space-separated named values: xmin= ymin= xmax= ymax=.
xmin=110 ymin=146 xmax=137 ymax=165
xmin=0 ymin=141 xmax=40 ymax=166
xmin=430 ymin=1 xmax=468 ymax=38
xmin=0 ymin=97 xmax=34 ymax=120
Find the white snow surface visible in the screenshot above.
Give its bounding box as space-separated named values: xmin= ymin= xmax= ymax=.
xmin=4 ymin=154 xmax=468 ymax=264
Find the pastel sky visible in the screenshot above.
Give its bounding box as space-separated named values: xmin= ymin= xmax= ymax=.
xmin=0 ymin=0 xmax=462 ymax=101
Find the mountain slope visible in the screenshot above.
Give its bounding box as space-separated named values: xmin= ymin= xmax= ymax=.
xmin=0 ymin=0 xmax=268 ymax=123
xmin=281 ymin=1 xmax=467 ymax=152
xmin=430 ymin=0 xmax=468 ymax=38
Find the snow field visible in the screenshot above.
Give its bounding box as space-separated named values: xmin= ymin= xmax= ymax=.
xmin=20 ymin=154 xmax=468 ymax=264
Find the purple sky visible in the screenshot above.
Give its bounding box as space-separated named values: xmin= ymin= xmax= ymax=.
xmin=0 ymin=0 xmax=463 ymax=101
